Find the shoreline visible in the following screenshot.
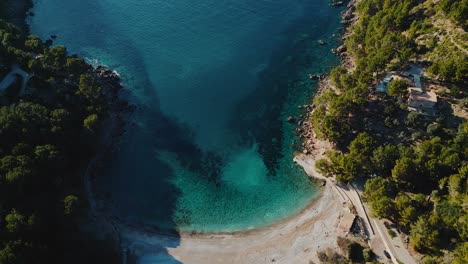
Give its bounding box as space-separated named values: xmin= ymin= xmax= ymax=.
xmin=295 ymin=0 xmax=358 ymax=157
xmin=113 ymin=184 xmax=323 ymax=239
xmin=23 ymin=0 xmax=360 ymax=263
xmin=0 ymin=0 xmax=33 ymax=32
xmin=122 ymin=182 xmax=348 ymax=264
xmin=92 ymin=1 xmax=361 ymax=263
xmin=0 ymin=1 xmax=134 ymax=262
xmin=82 ymin=65 xmax=135 ymax=254
xmin=292 ymin=2 xmax=420 ymax=264
xmin=115 ymin=1 xmax=361 ymax=262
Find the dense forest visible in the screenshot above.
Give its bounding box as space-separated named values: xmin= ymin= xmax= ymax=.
xmin=0 ymin=0 xmax=466 ymax=263
xmin=0 ymin=17 xmax=121 ymax=263
xmin=313 ymin=0 xmax=467 ymax=263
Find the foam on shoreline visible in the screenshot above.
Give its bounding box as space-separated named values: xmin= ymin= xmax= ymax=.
xmin=27 ymin=0 xmax=358 ymax=262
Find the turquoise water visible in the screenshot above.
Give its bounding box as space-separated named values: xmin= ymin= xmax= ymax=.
xmin=29 ymin=0 xmax=342 ymax=233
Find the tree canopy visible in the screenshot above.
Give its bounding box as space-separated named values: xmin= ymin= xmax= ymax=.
xmin=0 ymin=18 xmax=120 ymax=263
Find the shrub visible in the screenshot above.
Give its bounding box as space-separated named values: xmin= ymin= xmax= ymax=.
xmin=388 ymin=79 xmax=409 ymax=97
xmin=63 ymin=195 xmax=79 ymax=216
xmin=387 ymin=228 xmax=397 ymax=238
xmin=337 ymin=237 xmax=350 ymax=254
xmin=83 ymin=114 xmax=99 ymax=131
xmin=426 ymin=123 xmax=441 ymax=135
xmin=406 ymin=112 xmax=420 ymax=127
xmin=411 ymin=132 xmax=423 ymax=141
xmin=460 ymin=98 xmax=468 ymax=108
xmin=348 ymin=242 xmax=365 ymax=263
xmin=363 ymin=248 xmax=375 ymax=262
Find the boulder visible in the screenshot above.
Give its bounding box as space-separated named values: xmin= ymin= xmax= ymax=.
xmin=309 ymin=74 xmax=319 ymax=80
xmin=336 ymin=45 xmax=347 ymax=54
xmin=342 ymin=5 xmax=356 ymax=21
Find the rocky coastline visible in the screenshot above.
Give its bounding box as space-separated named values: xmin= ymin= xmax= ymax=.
xmin=3 ymin=0 xmax=134 ymax=260
xmin=295 ymin=0 xmax=358 ymax=158
xmin=87 ymin=65 xmax=133 ymax=204
xmin=0 ymin=0 xmax=33 ymax=32
xmin=9 ymin=0 xmax=360 ymax=262
xmin=82 ymin=65 xmax=134 ymax=261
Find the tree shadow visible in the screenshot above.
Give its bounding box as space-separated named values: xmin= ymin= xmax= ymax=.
xmin=93 ymin=53 xmax=189 ymax=264
xmin=37 ymin=1 xmax=189 ymax=261
xmin=228 ymin=1 xmax=343 ymax=175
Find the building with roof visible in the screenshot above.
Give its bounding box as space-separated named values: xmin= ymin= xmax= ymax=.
xmin=339 ymin=213 xmax=357 ymax=233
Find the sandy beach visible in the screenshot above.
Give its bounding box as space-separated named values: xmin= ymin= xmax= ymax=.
xmin=82 ymin=1 xmax=363 ymax=263
xmin=100 ymin=2 xmax=362 ymax=263
xmin=122 ymin=181 xmax=349 ymax=264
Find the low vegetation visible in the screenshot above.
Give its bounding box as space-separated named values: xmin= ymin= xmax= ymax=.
xmin=318 ymin=237 xmax=375 ymax=264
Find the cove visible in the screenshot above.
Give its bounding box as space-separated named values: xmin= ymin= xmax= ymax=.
xmin=29 ymin=0 xmax=343 ymax=233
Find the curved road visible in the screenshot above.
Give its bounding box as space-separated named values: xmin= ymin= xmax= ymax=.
xmin=294 ymin=154 xmax=418 ymax=264
xmin=0 ymin=64 xmax=30 ymax=95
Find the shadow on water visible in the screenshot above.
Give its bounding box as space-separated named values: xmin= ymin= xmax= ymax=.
xmin=30 ymin=0 xmax=345 ymax=262
xmin=110 ymin=102 xmax=222 ymax=264
xmin=100 ymin=3 xmax=345 ymax=254
xmin=42 ymin=1 xmax=189 ymax=262
xmin=229 ymin=1 xmax=343 ymax=175
xmin=102 ymin=55 xmax=187 ymax=263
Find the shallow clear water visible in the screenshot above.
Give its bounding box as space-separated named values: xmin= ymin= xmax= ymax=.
xmin=30 ymin=0 xmax=342 ymax=232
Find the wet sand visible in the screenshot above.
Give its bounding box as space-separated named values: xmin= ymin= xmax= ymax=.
xmin=121 ymin=181 xmax=348 ymax=264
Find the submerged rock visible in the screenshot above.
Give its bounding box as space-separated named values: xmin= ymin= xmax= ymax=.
xmin=331 ymin=0 xmax=344 ymax=7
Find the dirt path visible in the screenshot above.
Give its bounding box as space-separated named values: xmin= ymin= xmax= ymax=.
xmin=432 ymin=18 xmax=468 ymax=55
xmin=449 ymin=34 xmax=468 ymax=55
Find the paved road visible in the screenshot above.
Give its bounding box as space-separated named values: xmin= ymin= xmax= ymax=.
xmin=373 ymin=217 xmax=417 ymax=264
xmin=354 ymin=185 xmax=418 ymax=264
xmin=294 ymin=154 xmax=418 ymax=264
xmin=0 ymin=64 xmax=30 ymax=94
xmin=340 ymin=184 xmax=375 ymax=238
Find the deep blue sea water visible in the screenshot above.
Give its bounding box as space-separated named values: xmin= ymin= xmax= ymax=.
xmin=29 ymin=0 xmax=342 ymax=233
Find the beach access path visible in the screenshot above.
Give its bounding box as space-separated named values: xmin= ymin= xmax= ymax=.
xmin=294 ymin=154 xmax=418 ymax=264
